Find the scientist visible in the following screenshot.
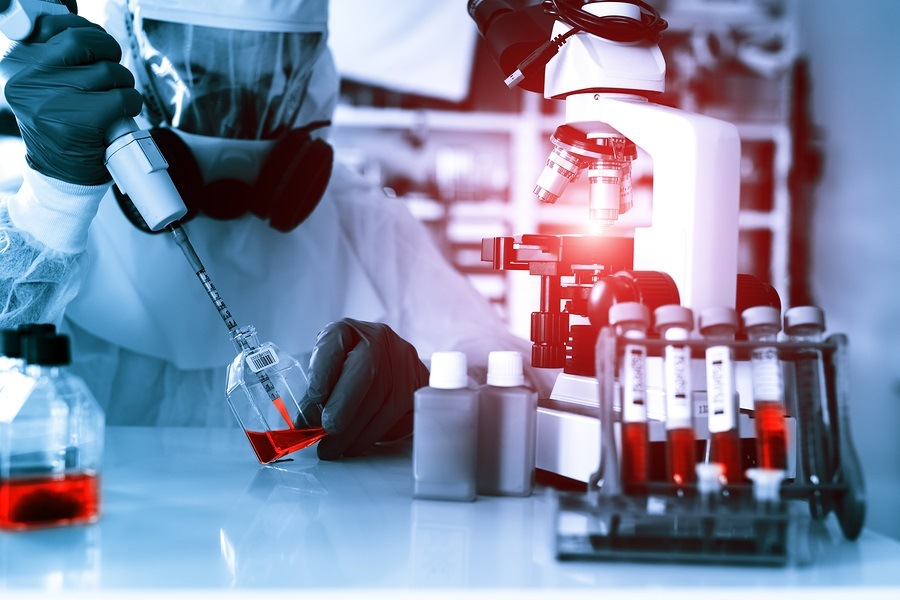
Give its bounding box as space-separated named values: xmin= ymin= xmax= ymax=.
xmin=0 ymin=0 xmax=547 ymax=459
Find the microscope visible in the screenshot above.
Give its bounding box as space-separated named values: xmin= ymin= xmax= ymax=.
xmin=471 ymin=3 xmax=868 ymax=558
xmin=470 ymin=0 xmax=783 ymax=482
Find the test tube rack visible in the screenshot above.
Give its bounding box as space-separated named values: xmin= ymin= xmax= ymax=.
xmin=554 ymin=327 xmax=866 ymax=566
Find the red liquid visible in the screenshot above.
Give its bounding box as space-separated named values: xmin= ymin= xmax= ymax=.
xmin=0 ymin=472 xmax=100 ymax=530
xmin=271 ymin=397 xmax=294 ymax=429
xmin=710 ymin=430 xmax=744 ymax=483
xmin=621 ymin=421 xmax=649 ymax=489
xmin=666 ymin=427 xmax=696 ymax=486
xmin=245 ymin=427 xmax=328 ymax=464
xmin=754 ymin=400 xmax=787 ymax=470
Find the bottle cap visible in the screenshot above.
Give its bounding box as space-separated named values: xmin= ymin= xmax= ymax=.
xmin=17 ymin=322 xmax=56 ymax=336
xmin=653 ymin=304 xmax=693 ymax=333
xmin=741 ymin=306 xmax=781 ymax=331
xmin=608 ymin=302 xmax=650 ymax=327
xmin=784 ymin=305 xmax=825 ymax=334
xmin=698 ymin=306 xmax=739 ymax=334
xmin=1 ymin=329 xmax=24 ymax=358
xmin=745 ymin=468 xmax=786 ymax=503
xmin=429 ymin=351 xmax=468 ymax=389
xmin=695 ymin=462 xmax=724 ymax=495
xmin=486 ymin=351 xmax=525 ymax=387
xmin=23 ymin=334 xmax=71 ymax=366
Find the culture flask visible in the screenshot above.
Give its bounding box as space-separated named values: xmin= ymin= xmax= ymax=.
xmin=0 ymin=334 xmax=104 ymax=530
xmin=225 ymin=325 xmax=326 ymax=464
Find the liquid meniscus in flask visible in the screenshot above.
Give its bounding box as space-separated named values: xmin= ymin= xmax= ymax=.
xmin=0 ymin=473 xmax=100 ymax=530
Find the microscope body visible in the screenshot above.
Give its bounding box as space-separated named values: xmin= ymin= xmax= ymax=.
xmin=525 ymin=2 xmax=749 ymax=481
xmin=544 ymin=2 xmax=741 ymax=315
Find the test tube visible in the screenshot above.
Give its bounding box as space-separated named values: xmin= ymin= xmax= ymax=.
xmin=653 ymin=305 xmax=696 ymax=486
xmin=784 ymin=306 xmax=831 ymax=515
xmin=742 ymin=306 xmax=788 ymax=471
xmin=609 ymin=302 xmax=651 ymax=491
xmin=699 ymin=307 xmax=743 ymax=484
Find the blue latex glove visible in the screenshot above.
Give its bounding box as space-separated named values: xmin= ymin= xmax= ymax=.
xmin=0 ymin=13 xmax=143 ymax=185
xmin=301 ymin=318 xmax=430 ymax=460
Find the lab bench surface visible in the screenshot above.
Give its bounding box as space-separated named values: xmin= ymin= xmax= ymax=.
xmin=1 ymin=426 xmax=900 ymax=598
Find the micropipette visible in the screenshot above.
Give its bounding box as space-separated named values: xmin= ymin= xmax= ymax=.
xmin=167 ymin=224 xmax=295 ymax=428
xmin=1 ymin=0 xmax=312 ymax=435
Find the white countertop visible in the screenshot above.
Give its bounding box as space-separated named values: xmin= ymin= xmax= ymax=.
xmin=1 ymin=426 xmax=899 ymax=597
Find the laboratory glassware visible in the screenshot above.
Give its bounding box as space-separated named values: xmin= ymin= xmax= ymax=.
xmin=0 ymin=334 xmax=104 ymax=530
xmin=784 ymin=305 xmax=831 ymax=518
xmin=476 ymin=351 xmax=538 ymax=497
xmin=413 ymin=351 xmax=478 ymax=501
xmin=742 ymin=306 xmax=788 ymax=471
xmin=653 ymin=304 xmax=696 ymax=486
xmin=609 ymin=302 xmax=651 ymax=491
xmin=226 ymin=325 xmax=326 ymax=464
xmin=698 ymin=306 xmax=743 ymax=483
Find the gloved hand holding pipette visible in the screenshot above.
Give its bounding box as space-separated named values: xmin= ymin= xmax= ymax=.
xmin=0 ymin=0 xmax=540 ymax=468
xmin=301 ymin=319 xmax=430 ymax=460
xmin=0 ymin=11 xmax=142 ymax=185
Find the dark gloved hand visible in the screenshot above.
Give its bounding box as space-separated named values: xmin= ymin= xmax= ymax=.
xmin=301 ymin=318 xmax=430 ymax=460
xmin=0 ymin=13 xmax=143 ymax=185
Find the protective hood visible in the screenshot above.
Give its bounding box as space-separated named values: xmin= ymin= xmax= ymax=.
xmin=102 ymin=0 xmax=339 ymax=135
xmin=127 ymin=0 xmax=327 ymax=33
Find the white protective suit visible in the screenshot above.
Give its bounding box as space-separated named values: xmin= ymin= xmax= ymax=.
xmin=0 ymin=0 xmax=552 ymax=426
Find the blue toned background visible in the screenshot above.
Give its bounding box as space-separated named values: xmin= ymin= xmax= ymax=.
xmin=800 ymin=0 xmax=900 ymax=540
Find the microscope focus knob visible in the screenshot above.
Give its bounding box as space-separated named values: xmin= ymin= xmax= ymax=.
xmin=531 ymin=311 xmax=569 ymax=369
xmin=588 ymin=270 xmax=680 ymax=329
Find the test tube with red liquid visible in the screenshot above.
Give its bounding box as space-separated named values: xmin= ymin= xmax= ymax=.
xmin=609 ymin=302 xmax=651 ymax=491
xmin=699 ymin=306 xmax=743 ymax=484
xmin=742 ymin=306 xmax=788 ymax=471
xmin=654 ymin=305 xmax=696 ymax=487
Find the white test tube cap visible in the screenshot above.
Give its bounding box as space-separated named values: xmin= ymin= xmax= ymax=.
xmin=609 ymin=302 xmax=650 ymax=327
xmin=745 ymin=468 xmax=786 ymax=503
xmin=653 ymin=304 xmax=694 ymax=333
xmin=429 ymin=351 xmax=468 ymax=390
xmin=784 ymin=305 xmax=825 ymax=334
xmin=698 ymin=306 xmax=739 ymax=335
xmin=741 ymin=306 xmax=781 ymax=331
xmin=695 ymin=462 xmax=725 ymax=496
xmin=487 ymin=351 xmax=525 ymax=387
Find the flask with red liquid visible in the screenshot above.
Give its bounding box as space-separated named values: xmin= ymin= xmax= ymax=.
xmin=698 ymin=306 xmax=744 ymax=484
xmin=225 ymin=325 xmax=326 ymax=464
xmin=653 ymin=305 xmax=696 ymax=486
xmin=609 ymin=302 xmax=651 ymax=491
xmin=742 ymin=306 xmax=788 ymax=471
xmin=0 ymin=333 xmax=104 ymax=530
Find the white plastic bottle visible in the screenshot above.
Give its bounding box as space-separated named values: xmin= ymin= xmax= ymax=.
xmin=413 ymin=351 xmax=478 ymax=501
xmin=476 ymin=351 xmax=538 ymax=497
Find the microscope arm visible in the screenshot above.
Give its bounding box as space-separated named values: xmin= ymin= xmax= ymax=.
xmin=567 ymin=94 xmax=741 ymax=313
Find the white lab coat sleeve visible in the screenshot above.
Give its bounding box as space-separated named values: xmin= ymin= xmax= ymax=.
xmin=0 ymin=166 xmax=106 ymax=329
xmin=332 ymin=164 xmax=558 ymax=398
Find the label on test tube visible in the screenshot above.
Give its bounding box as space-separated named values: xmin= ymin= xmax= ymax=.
xmin=622 ymin=343 xmax=647 ymax=423
xmin=246 ymin=347 xmax=280 ymax=373
xmin=664 ymin=344 xmax=692 ymax=429
xmin=706 ymin=345 xmax=737 ymax=433
xmin=750 ymin=347 xmax=784 ymax=400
